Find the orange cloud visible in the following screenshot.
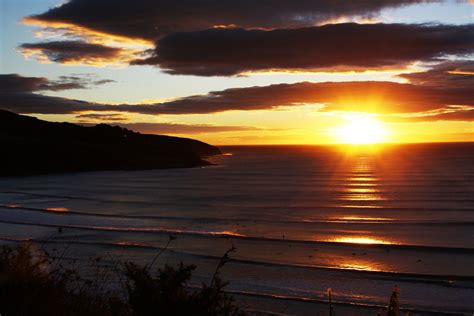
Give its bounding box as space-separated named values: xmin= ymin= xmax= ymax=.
xmin=22 ymin=17 xmax=153 ymax=47
xmin=19 ymin=40 xmax=143 ymax=66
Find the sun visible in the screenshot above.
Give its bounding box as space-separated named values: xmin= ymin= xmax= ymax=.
xmin=333 ymin=115 xmax=389 ymax=144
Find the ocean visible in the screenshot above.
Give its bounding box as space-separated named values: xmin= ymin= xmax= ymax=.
xmin=0 ymin=143 xmax=473 ymax=315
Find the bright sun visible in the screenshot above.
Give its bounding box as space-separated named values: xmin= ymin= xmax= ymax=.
xmin=333 ymin=115 xmax=389 ymax=144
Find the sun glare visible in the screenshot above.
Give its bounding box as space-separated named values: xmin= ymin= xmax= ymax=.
xmin=331 ymin=236 xmax=395 ymax=245
xmin=333 ymin=115 xmax=389 ymax=144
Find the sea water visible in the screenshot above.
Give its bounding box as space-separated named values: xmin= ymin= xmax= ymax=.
xmin=0 ymin=143 xmax=473 ymax=314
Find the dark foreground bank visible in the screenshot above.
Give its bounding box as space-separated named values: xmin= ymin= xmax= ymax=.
xmin=0 ymin=243 xmax=244 ymax=316
xmin=0 ymin=243 xmax=406 ymax=316
xmin=0 ymin=109 xmax=221 ymax=176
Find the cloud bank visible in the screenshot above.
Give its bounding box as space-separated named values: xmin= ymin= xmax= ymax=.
xmin=25 ymin=0 xmax=438 ymax=40
xmin=22 ymin=1 xmax=474 ymax=74
xmin=1 ymin=64 xmax=472 ymax=121
xmin=134 ymin=23 xmax=474 ymax=76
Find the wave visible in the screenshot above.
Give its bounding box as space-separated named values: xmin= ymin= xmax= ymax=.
xmin=1 ymin=219 xmax=474 ymax=254
xmin=2 ymin=190 xmax=473 ymax=206
xmin=218 ymin=289 xmax=472 ymax=315
xmin=2 ymin=236 xmax=471 ymax=314
xmin=1 ymin=236 xmax=473 ymax=286
xmin=2 ymin=204 xmax=474 ymax=227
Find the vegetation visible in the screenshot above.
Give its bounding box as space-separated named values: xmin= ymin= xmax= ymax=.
xmin=0 ymin=244 xmax=123 ymax=315
xmin=0 ymin=243 xmax=244 ymax=316
xmin=0 ymin=242 xmax=401 ymax=316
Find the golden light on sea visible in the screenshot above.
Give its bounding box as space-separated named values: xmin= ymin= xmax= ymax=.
xmin=46 ymin=207 xmax=69 ymax=212
xmin=329 ymin=236 xmax=395 ymax=245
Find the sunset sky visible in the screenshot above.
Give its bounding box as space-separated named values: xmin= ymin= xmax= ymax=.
xmin=0 ymin=0 xmax=473 ymax=144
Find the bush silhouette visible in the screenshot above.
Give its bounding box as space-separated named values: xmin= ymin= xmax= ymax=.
xmin=0 ymin=244 xmax=126 ymax=315
xmin=0 ymin=243 xmax=245 ymax=316
xmin=125 ymin=262 xmax=244 ymax=316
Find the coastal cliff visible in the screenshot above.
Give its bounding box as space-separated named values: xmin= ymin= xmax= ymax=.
xmin=0 ymin=109 xmax=221 ymax=176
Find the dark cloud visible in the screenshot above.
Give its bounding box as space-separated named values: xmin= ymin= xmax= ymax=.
xmin=108 ymin=123 xmax=262 ymax=135
xmin=0 ymin=74 xmax=114 ymax=93
xmin=132 ymin=23 xmax=474 ymax=76
xmin=1 ymin=71 xmax=472 ymax=117
xmin=0 ymin=74 xmax=115 ymax=114
xmin=53 ymin=75 xmax=116 ymax=90
xmin=0 ymin=92 xmax=104 ymax=114
xmin=94 ymin=79 xmax=116 ymax=85
xmin=26 ymin=0 xmax=438 ymax=41
xmin=0 ymin=74 xmax=50 ymax=93
xmin=399 ymin=60 xmax=474 ymax=88
xmin=76 ymin=113 xmax=128 ymax=121
xmin=19 ymin=41 xmax=125 ymax=64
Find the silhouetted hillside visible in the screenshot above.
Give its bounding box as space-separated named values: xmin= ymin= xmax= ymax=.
xmin=0 ymin=109 xmax=221 ymax=176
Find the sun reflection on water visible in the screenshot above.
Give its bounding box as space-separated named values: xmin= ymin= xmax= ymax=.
xmin=345 ymin=187 xmax=381 ymax=193
xmin=346 ymin=182 xmax=377 ymax=187
xmin=338 ymin=204 xmax=384 ymax=209
xmin=335 ymin=258 xmax=385 ymax=272
xmin=46 ymin=207 xmax=69 ymax=212
xmin=340 ymin=193 xmax=386 ymax=201
xmin=339 ymin=154 xmax=388 ymax=202
xmin=336 ymin=216 xmax=393 ymax=222
xmin=347 ymin=177 xmax=377 ymax=181
xmin=339 ymin=262 xmax=379 ymax=271
xmin=329 ymin=236 xmax=395 ymax=245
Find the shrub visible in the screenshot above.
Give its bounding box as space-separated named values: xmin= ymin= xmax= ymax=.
xmin=0 ymin=243 xmax=245 ymax=316
xmin=0 ymin=244 xmax=126 ymax=316
xmin=125 ymin=262 xmax=244 ymax=316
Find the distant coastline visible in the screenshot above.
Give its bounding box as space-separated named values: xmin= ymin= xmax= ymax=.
xmin=0 ymin=109 xmax=221 ymax=176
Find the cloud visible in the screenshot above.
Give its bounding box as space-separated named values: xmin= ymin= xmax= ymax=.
xmin=0 ymin=92 xmax=103 ymax=114
xmin=105 ymin=123 xmax=263 ymax=135
xmin=93 ymin=79 xmax=116 ymax=85
xmin=0 ymin=74 xmax=115 ymax=114
xmin=24 ymin=0 xmax=439 ymax=41
xmin=74 ymin=114 xmax=264 ymax=134
xmin=53 ymin=74 xmax=116 ymax=89
xmin=132 ymin=23 xmax=474 ymax=76
xmin=419 ymin=109 xmax=474 ymax=121
xmin=382 ymin=107 xmax=474 ymax=122
xmin=0 ymin=74 xmax=50 ymax=93
xmin=0 ymin=73 xmax=113 ymax=92
xmin=75 ymin=114 xmax=272 ymax=134
xmin=19 ymin=41 xmax=138 ymax=65
xmin=1 ymin=72 xmax=471 ymax=118
xmin=399 ymin=60 xmax=474 ymax=88
xmin=76 ymin=113 xmax=128 ymax=121
xmin=132 ymin=81 xmax=471 ymax=115
xmin=0 ymin=73 xmax=115 ymax=94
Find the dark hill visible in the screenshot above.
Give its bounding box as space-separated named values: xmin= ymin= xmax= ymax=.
xmin=0 ymin=109 xmax=221 ymax=176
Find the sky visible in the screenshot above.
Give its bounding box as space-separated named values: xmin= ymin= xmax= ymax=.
xmin=0 ymin=0 xmax=473 ymax=145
